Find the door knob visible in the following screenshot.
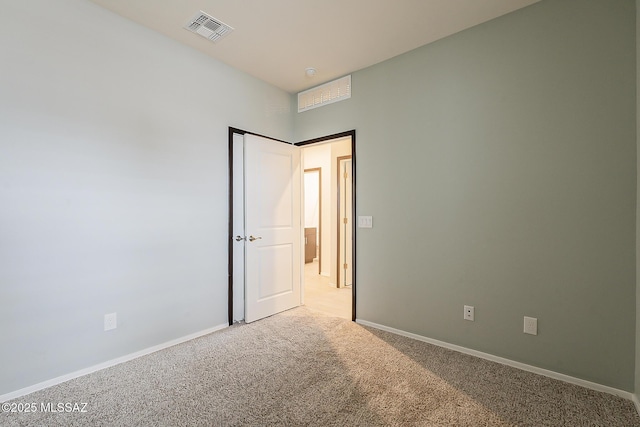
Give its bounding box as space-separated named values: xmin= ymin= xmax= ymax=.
xmin=248 ymin=235 xmax=262 ymax=242
xmin=234 ymin=235 xmax=245 ymax=242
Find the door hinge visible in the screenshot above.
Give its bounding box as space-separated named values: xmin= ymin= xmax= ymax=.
xmin=344 ymin=172 xmax=348 ymax=179
xmin=343 ymin=217 xmax=348 ymax=224
xmin=343 ymin=263 xmax=348 ymax=269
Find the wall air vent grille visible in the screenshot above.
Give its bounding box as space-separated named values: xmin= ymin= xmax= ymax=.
xmin=298 ymin=75 xmax=351 ymax=113
xmin=184 ymin=11 xmax=233 ymax=43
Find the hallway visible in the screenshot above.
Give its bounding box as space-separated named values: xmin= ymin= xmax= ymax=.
xmin=304 ymin=261 xmax=351 ymax=320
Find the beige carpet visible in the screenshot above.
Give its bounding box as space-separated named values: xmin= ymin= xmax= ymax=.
xmin=2 ymin=307 xmax=639 ymax=426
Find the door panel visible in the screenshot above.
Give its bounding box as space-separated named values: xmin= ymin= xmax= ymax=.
xmin=245 ymin=134 xmax=301 ymax=323
xmin=257 ymin=244 xmax=293 ymax=299
xmin=258 ymin=151 xmax=294 ymax=228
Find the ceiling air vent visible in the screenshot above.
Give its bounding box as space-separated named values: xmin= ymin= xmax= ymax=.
xmin=184 ymin=11 xmax=233 ymax=43
xmin=298 ymin=75 xmax=351 ymax=113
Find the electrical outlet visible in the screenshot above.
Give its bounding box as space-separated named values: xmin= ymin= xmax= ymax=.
xmin=524 ymin=316 xmax=537 ymax=335
xmin=464 ymin=305 xmax=474 ymax=321
xmin=104 ymin=313 xmax=117 ymax=331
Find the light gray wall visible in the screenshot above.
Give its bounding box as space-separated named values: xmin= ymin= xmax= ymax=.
xmin=0 ymin=0 xmax=292 ymax=395
xmin=295 ymin=0 xmax=636 ymax=390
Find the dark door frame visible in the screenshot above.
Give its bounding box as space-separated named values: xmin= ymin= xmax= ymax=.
xmin=228 ymin=128 xmax=357 ymax=324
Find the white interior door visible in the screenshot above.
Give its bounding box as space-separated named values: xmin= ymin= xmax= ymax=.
xmin=339 ymin=158 xmax=353 ymax=287
xmin=244 ymin=134 xmax=302 ymax=323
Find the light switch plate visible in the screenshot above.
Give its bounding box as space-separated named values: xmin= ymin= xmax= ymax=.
xmin=358 ymin=216 xmax=373 ymax=228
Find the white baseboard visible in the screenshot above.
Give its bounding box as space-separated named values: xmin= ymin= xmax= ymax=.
xmin=0 ymin=322 xmax=228 ymax=403
xmin=356 ymin=319 xmax=635 ymax=402
xmin=632 ymin=394 xmax=640 ymax=417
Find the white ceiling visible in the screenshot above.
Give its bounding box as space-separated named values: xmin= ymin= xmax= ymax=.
xmin=87 ymin=0 xmax=540 ymax=94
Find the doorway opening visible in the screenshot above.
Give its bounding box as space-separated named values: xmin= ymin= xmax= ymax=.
xmin=228 ymin=128 xmax=356 ymax=325
xmin=297 ymin=131 xmax=355 ymax=321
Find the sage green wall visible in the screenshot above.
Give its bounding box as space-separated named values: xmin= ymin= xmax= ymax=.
xmin=295 ymin=0 xmax=636 ymax=390
xmin=636 ymin=0 xmax=640 ymax=399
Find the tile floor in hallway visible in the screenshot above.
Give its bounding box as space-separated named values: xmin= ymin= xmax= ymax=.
xmin=303 ymin=260 xmax=352 ymax=320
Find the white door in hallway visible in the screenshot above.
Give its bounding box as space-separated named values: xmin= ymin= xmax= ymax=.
xmin=244 ymin=134 xmax=302 ymax=323
xmin=338 ymin=158 xmax=353 ymax=288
